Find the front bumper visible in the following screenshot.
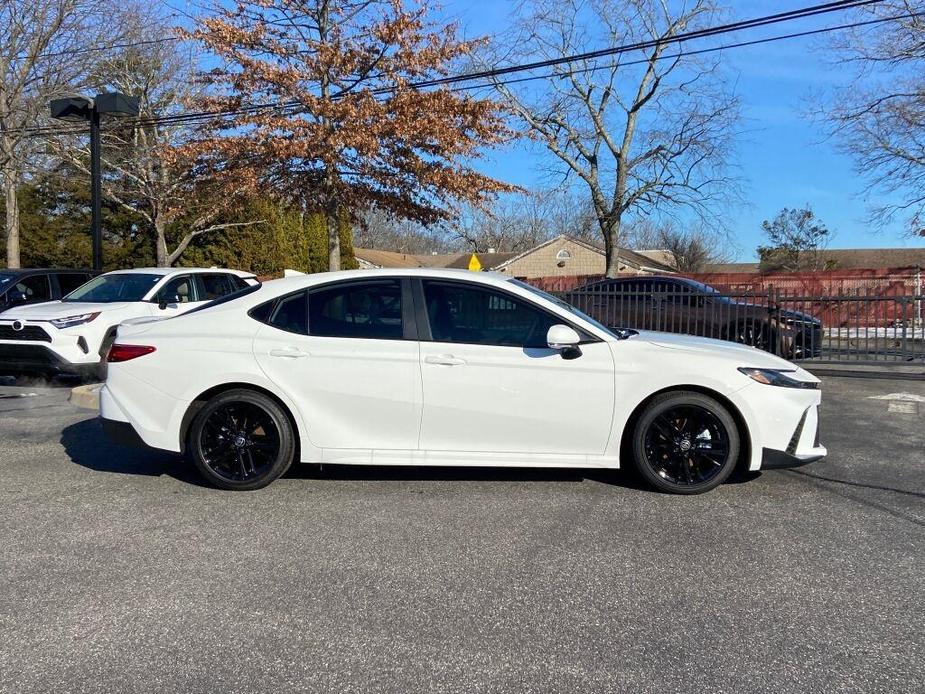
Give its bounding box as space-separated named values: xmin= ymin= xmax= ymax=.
xmin=0 ymin=343 xmax=98 ymax=376
xmin=761 ymin=448 xmax=826 ymax=469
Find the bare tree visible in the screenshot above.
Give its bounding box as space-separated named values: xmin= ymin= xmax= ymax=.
xmin=825 ymin=1 xmax=925 ymax=235
xmin=491 ymin=0 xmax=739 ymax=277
xmin=49 ymin=10 xmax=261 ymax=266
xmin=449 ymin=187 xmax=598 ymax=252
xmin=0 ymin=0 xmax=120 ymax=267
xmin=657 ymin=223 xmax=730 ymax=272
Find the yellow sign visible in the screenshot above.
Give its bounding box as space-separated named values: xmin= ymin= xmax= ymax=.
xmin=467 ymin=253 xmax=482 ymax=271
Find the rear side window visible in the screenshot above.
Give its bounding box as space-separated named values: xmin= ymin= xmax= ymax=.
xmin=308 ymin=280 xmax=403 ymax=340
xmin=198 ymin=273 xmax=236 ymax=300
xmin=268 ymin=292 xmax=308 ymax=334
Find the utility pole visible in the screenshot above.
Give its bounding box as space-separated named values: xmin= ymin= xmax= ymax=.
xmin=49 ymin=93 xmax=139 ymax=272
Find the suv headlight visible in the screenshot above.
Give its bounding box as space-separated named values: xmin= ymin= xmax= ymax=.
xmin=738 ymin=367 xmax=819 ymax=389
xmin=50 ymin=312 xmax=100 ymax=329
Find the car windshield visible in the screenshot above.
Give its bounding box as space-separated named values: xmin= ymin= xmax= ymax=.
xmin=679 ymin=279 xmax=720 ymax=294
xmin=510 ymin=279 xmax=632 ymax=339
xmin=63 ymin=273 xmax=162 ymax=303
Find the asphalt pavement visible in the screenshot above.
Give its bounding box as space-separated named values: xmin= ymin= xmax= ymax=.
xmin=0 ymin=375 xmax=922 ymax=693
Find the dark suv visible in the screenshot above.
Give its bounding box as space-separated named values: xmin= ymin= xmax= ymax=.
xmin=0 ymin=269 xmax=96 ymax=314
xmin=572 ymin=276 xmax=822 ymax=358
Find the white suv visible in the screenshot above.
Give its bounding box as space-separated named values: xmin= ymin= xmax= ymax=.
xmin=0 ymin=267 xmax=257 ymax=378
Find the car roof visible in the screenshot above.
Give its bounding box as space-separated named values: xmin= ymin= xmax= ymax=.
xmin=260 ymin=268 xmax=513 ymax=292
xmin=0 ymin=267 xmax=93 ymax=275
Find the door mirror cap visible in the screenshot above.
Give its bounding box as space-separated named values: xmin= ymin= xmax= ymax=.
xmin=158 ymin=295 xmax=181 ymax=310
xmin=547 ymin=324 xmax=582 ymax=359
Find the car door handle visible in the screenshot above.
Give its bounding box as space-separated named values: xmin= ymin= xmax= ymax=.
xmin=269 ymin=347 xmax=309 ymax=359
xmin=425 ymin=354 xmax=466 ymax=366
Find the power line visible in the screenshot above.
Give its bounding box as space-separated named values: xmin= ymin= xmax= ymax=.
xmin=6 ymin=0 xmax=889 ymax=138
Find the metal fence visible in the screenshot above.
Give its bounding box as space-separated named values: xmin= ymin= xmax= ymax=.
xmin=558 ymin=284 xmax=925 ymax=363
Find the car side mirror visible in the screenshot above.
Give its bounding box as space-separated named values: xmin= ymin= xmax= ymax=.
xmin=158 ymin=295 xmax=180 ymax=310
xmin=546 ymin=324 xmax=583 ymax=360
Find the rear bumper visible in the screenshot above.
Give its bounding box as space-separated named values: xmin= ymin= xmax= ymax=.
xmin=101 ymin=417 xmax=148 ymax=448
xmin=0 ymin=343 xmax=97 ymax=376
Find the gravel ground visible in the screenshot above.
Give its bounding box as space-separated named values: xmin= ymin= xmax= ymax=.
xmin=0 ymin=375 xmax=922 ymax=693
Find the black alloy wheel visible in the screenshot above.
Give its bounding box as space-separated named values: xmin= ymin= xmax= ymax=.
xmin=632 ymin=391 xmax=740 ymax=494
xmin=189 ymin=389 xmax=295 ymax=490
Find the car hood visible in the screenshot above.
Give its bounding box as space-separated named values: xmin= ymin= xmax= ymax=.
xmin=636 ymin=330 xmax=797 ymax=369
xmin=0 ymin=301 xmax=132 ymax=320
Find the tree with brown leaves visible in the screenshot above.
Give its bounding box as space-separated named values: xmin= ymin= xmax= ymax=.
xmin=186 ymin=0 xmax=515 ymax=271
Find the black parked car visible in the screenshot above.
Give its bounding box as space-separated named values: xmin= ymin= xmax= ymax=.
xmin=0 ymin=268 xmax=96 ymax=314
xmin=571 ymin=276 xmax=823 ymax=358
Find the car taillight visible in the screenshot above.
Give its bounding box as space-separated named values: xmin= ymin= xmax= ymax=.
xmin=106 ymin=344 xmax=156 ymax=362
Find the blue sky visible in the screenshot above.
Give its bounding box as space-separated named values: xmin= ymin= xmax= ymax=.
xmin=434 ymin=0 xmax=925 ymax=260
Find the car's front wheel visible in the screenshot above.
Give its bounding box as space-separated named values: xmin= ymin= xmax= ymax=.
xmin=631 ymin=391 xmax=740 ymax=494
xmin=188 ymin=389 xmax=295 ymax=490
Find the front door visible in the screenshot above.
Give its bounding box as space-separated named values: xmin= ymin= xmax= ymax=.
xmin=417 ymin=279 xmax=615 ymax=456
xmin=253 ymin=278 xmax=422 ymax=450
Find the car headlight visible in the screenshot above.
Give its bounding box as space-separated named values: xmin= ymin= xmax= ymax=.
xmin=50 ymin=312 xmax=100 ymax=329
xmin=738 ymin=367 xmax=819 ymax=389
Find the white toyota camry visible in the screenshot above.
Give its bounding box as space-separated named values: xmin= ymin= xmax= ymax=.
xmin=100 ymin=269 xmax=826 ymax=494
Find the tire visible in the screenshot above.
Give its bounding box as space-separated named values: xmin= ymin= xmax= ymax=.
xmin=728 ymin=320 xmax=778 ymax=354
xmin=631 ymin=391 xmax=740 ymax=495
xmin=188 ymin=389 xmax=296 ymax=491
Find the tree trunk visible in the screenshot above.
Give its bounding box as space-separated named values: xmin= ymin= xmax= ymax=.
xmin=155 ymin=219 xmax=170 ymax=267
xmin=326 ymin=195 xmax=341 ymax=272
xmin=602 ymin=215 xmax=621 ymax=278
xmin=3 ymin=171 xmax=21 ymax=269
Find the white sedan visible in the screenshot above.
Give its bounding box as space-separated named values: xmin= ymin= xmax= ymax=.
xmin=100 ymin=269 xmax=826 ymax=494
xmin=0 ymin=267 xmax=256 ymax=378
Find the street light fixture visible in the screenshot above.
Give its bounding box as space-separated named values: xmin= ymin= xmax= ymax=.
xmin=50 ymin=92 xmax=140 ymax=272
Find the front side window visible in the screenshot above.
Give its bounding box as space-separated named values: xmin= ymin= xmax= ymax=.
xmin=156 ymin=276 xmax=196 ymax=304
xmin=308 ymin=280 xmax=403 ymax=340
xmin=64 ymin=273 xmax=162 ymax=303
xmin=13 ymin=275 xmax=51 ymax=302
xmin=423 ymin=280 xmax=559 ymax=348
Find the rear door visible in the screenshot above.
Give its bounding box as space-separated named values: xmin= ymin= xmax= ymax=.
xmin=253 ymin=278 xmax=422 ymax=451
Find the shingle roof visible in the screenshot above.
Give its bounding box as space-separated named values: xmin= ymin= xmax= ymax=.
xmin=701 ymin=247 xmax=925 ymax=274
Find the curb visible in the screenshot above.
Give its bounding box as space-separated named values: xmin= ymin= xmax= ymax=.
xmin=69 ymin=383 xmax=102 ymax=410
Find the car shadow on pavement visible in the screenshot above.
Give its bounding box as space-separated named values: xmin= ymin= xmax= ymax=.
xmin=285 ymin=463 xmax=669 ymax=492
xmin=59 ymin=418 xmax=762 ymax=493
xmin=60 ymin=418 xmax=204 ymax=486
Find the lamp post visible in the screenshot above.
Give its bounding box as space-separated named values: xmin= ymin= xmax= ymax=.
xmin=50 ymin=93 xmax=139 ymax=272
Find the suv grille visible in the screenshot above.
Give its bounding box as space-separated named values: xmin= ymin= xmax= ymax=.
xmin=0 ymin=324 xmax=52 ymax=342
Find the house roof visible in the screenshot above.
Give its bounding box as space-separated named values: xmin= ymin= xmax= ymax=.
xmin=700 ymin=247 xmax=925 ymax=274
xmin=353 ymin=248 xmax=428 ymax=269
xmin=489 ymin=235 xmax=675 ymax=274
xmin=355 ymin=236 xmax=676 ymax=274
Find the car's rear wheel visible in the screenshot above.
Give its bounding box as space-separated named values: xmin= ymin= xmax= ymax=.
xmin=189 ymin=389 xmax=295 ymax=490
xmin=631 ymin=391 xmax=740 ymax=494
